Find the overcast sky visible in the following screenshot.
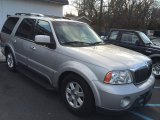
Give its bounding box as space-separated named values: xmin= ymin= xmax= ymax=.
xmin=63 ymin=0 xmax=78 ymax=16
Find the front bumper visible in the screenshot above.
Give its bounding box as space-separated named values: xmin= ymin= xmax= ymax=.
xmin=94 ymin=74 xmax=155 ymax=111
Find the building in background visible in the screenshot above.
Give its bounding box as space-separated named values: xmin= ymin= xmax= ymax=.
xmin=0 ymin=0 xmax=68 ymax=30
xmin=69 ymin=16 xmax=92 ymax=25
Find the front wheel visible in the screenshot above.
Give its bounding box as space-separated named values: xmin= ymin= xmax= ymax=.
xmin=152 ymin=59 xmax=160 ymax=78
xmin=6 ymin=51 xmax=16 ymax=72
xmin=61 ymin=74 xmax=95 ymax=116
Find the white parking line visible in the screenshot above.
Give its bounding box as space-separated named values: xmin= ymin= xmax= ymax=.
xmin=145 ymin=104 xmax=160 ymax=107
xmin=154 ymin=86 xmax=160 ymax=89
xmin=130 ymin=111 xmax=153 ymax=120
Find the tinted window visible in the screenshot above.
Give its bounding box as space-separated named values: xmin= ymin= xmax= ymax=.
xmin=108 ymin=31 xmax=119 ymax=41
xmin=121 ymin=32 xmax=140 ymax=44
xmin=2 ymin=17 xmax=19 ymax=34
xmin=35 ymin=20 xmax=52 ymax=38
xmin=15 ymin=18 xmax=36 ymax=40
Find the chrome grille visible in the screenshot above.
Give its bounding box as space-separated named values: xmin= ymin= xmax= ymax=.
xmin=134 ymin=63 xmax=152 ymax=84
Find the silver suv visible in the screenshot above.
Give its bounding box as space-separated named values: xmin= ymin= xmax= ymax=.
xmin=0 ymin=13 xmax=155 ymax=116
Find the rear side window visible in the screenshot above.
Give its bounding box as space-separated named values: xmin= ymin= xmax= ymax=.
xmin=15 ymin=18 xmax=36 ymax=40
xmin=108 ymin=31 xmax=119 ymax=41
xmin=1 ymin=17 xmax=19 ymax=34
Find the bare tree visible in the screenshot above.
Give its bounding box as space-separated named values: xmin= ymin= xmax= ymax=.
xmin=71 ymin=0 xmax=157 ymax=33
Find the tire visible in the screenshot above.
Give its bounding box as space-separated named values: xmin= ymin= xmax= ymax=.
xmin=6 ymin=50 xmax=16 ymax=72
xmin=152 ymin=59 xmax=160 ymax=78
xmin=61 ymin=74 xmax=95 ymax=116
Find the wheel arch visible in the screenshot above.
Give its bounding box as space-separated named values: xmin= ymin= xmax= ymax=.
xmin=149 ymin=54 xmax=160 ymax=63
xmin=4 ymin=45 xmax=17 ymax=64
xmin=54 ymin=61 xmax=101 ymax=107
xmin=58 ymin=71 xmax=101 ymax=107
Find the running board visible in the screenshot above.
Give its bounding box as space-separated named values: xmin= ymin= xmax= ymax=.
xmin=17 ymin=64 xmax=55 ymax=90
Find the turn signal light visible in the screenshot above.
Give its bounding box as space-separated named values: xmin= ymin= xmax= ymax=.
xmin=104 ymin=72 xmax=112 ymax=84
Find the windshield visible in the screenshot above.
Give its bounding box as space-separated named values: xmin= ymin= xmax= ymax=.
xmin=139 ymin=32 xmax=153 ymax=45
xmin=52 ymin=21 xmax=103 ymax=46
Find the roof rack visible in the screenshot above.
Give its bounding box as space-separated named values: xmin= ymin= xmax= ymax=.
xmin=15 ymin=13 xmax=44 ymax=17
xmin=15 ymin=13 xmax=71 ymax=20
xmin=45 ymin=15 xmax=71 ymax=20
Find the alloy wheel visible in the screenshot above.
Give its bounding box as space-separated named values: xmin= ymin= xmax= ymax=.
xmin=152 ymin=63 xmax=160 ymax=76
xmin=65 ymin=82 xmax=84 ymax=108
xmin=7 ymin=53 xmax=14 ymax=68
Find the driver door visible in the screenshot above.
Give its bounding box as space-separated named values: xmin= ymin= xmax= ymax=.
xmin=27 ymin=20 xmax=57 ymax=81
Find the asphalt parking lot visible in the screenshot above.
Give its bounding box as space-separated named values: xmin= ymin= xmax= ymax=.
xmin=0 ymin=62 xmax=159 ymax=120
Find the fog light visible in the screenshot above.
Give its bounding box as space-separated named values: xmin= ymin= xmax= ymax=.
xmin=120 ymin=97 xmax=131 ymax=107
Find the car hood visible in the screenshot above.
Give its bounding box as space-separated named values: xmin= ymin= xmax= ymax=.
xmin=150 ymin=44 xmax=160 ymax=50
xmin=60 ymin=44 xmax=151 ymax=70
xmin=152 ymin=40 xmax=160 ymax=46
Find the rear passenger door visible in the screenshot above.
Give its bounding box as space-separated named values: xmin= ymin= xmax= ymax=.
xmin=14 ymin=18 xmax=36 ymax=65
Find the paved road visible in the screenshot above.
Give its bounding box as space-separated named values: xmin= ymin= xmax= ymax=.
xmin=0 ymin=63 xmax=160 ymax=120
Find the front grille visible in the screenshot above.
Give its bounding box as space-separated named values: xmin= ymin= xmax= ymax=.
xmin=134 ymin=63 xmax=152 ymax=84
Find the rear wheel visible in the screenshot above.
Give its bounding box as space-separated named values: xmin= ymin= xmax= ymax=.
xmin=152 ymin=59 xmax=160 ymax=78
xmin=6 ymin=51 xmax=16 ymax=72
xmin=61 ymin=74 xmax=95 ymax=116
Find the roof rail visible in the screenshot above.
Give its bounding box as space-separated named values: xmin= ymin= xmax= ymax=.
xmin=58 ymin=17 xmax=71 ymax=20
xmin=45 ymin=15 xmax=71 ymax=20
xmin=15 ymin=13 xmax=44 ymax=17
xmin=15 ymin=13 xmax=71 ymax=20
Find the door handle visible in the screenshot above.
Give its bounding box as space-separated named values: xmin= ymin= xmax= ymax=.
xmin=31 ymin=46 xmax=36 ymax=51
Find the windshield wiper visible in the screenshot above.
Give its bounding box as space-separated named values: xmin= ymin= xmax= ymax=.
xmin=62 ymin=41 xmax=105 ymax=46
xmin=62 ymin=41 xmax=91 ymax=45
xmin=91 ymin=41 xmax=105 ymax=45
xmin=145 ymin=42 xmax=152 ymax=46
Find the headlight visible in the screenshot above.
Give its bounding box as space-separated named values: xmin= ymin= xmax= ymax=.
xmin=104 ymin=70 xmax=133 ymax=85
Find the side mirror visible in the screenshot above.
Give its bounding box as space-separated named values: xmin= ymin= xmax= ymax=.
xmin=100 ymin=36 xmax=104 ymax=39
xmin=35 ymin=35 xmax=50 ymax=44
xmin=100 ymin=36 xmax=107 ymax=41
